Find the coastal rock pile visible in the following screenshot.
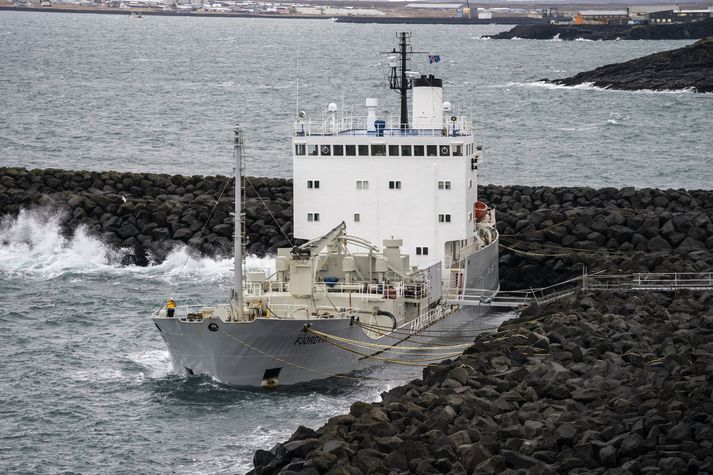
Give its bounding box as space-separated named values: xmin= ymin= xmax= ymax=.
xmin=487 ymin=18 xmax=713 ymax=41
xmin=249 ymin=289 xmax=713 ymax=474
xmin=480 ymin=184 xmax=713 ymax=289
xmin=0 ymin=167 xmax=294 ymax=262
xmin=543 ymin=37 xmax=713 ymax=93
xmin=2 ymin=167 xmax=713 ymax=281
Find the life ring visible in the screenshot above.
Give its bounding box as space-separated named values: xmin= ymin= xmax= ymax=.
xmin=321 ymin=145 xmax=330 ymax=155
xmin=385 ymin=286 xmax=397 ymax=299
xmin=441 ymin=146 xmax=449 ymax=155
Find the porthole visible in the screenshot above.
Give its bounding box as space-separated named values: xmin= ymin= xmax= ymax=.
xmin=208 ymin=323 xmax=219 ymax=332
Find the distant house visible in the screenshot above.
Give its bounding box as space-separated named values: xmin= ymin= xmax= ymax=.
xmin=630 ymin=5 xmax=712 ymax=24
xmin=575 ymin=9 xmax=630 ymax=25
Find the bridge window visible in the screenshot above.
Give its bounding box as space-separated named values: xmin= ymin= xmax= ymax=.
xmin=438 ymin=214 xmax=451 ymax=223
xmin=416 ymin=247 xmax=429 ymax=256
xmin=356 ymin=180 xmax=369 ymax=190
xmin=413 ymin=145 xmax=424 ymax=156
xmin=427 ymin=145 xmax=437 ymax=157
xmin=401 ymin=145 xmax=412 ymax=156
xmin=346 ymin=145 xmax=356 ymax=156
xmin=307 ymin=180 xmax=320 ymax=189
xmin=358 ymin=145 xmax=369 ymax=156
xmin=308 ymin=145 xmax=318 ymax=156
xmin=333 ymin=145 xmax=344 ymax=156
xmin=320 ymin=145 xmax=331 ymax=156
xmin=354 ymin=213 xmax=360 ymax=222
xmin=307 ymin=213 xmax=320 ymax=222
xmin=438 ymin=180 xmax=451 ymax=190
xmin=295 ymin=144 xmax=306 ymax=156
xmin=388 ymin=145 xmax=399 ymax=156
xmin=388 ymin=180 xmax=401 ymax=190
xmin=453 ymin=144 xmax=463 ymax=156
xmin=371 ymin=144 xmax=386 ymax=156
xmin=440 ymin=145 xmax=450 ymax=156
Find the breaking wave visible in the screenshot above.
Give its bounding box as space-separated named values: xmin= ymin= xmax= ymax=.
xmin=512 ymin=81 xmax=706 ymax=95
xmin=0 ymin=208 xmax=269 ymax=280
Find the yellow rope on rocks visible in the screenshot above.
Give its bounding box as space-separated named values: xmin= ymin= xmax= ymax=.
xmin=306 ymin=328 xmax=474 ymax=352
xmin=308 ymin=330 xmax=464 ymax=366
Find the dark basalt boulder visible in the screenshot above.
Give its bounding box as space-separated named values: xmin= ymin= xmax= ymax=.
xmin=543 ymin=37 xmax=713 ymax=93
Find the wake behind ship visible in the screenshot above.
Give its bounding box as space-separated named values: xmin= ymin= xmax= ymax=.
xmin=152 ymin=32 xmax=499 ymax=387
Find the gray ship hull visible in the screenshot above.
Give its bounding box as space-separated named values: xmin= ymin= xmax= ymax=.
xmin=153 ymin=237 xmax=500 ymax=387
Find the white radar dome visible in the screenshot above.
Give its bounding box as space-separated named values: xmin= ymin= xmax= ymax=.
xmin=442 ymin=101 xmax=453 ymax=112
xmin=328 ymin=103 xmax=338 ymax=113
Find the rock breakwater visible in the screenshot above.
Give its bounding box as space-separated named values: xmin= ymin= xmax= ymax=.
xmin=481 ymin=183 xmax=713 ymax=290
xmin=487 ymin=18 xmax=713 ymax=41
xmin=249 ymin=289 xmax=713 ymax=474
xmin=0 ymin=167 xmax=294 ymax=263
xmin=2 ymin=168 xmax=713 ymax=280
xmin=543 ymin=37 xmax=713 ymax=93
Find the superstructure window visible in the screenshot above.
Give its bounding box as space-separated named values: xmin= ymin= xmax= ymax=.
xmin=320 ymin=145 xmax=331 ymax=156
xmin=295 ymin=144 xmax=306 ymax=156
xmin=388 ymin=181 xmax=401 ymax=190
xmin=333 ymin=145 xmax=344 ymax=156
xmin=346 ymin=145 xmax=356 ymax=156
xmin=371 ymin=144 xmax=386 ymax=156
xmin=307 ymin=180 xmax=320 ymax=189
xmin=401 ymin=145 xmax=412 ymax=156
xmin=358 ymin=145 xmax=369 ymax=156
xmin=307 ymin=213 xmax=320 ymax=222
xmin=416 ymin=247 xmax=429 ymax=256
xmin=438 ymin=180 xmax=451 ymax=190
xmin=388 ymin=145 xmax=399 ymax=156
xmin=413 ymin=145 xmax=424 ymax=156
xmin=356 ymin=180 xmax=369 ymax=190
xmin=354 ymin=213 xmax=360 ymax=222
xmin=438 ymin=214 xmax=452 ymax=223
xmin=427 ymin=145 xmax=437 ymax=157
xmin=440 ymin=145 xmax=450 ymax=156
xmin=453 ymin=144 xmax=463 ymax=156
xmin=308 ymin=145 xmax=318 ymax=156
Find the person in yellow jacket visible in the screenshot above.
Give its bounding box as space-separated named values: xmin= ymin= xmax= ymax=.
xmin=166 ymin=298 xmax=176 ymax=318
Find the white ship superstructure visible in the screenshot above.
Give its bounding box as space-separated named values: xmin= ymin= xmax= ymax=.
xmin=293 ymin=34 xmax=483 ymax=273
xmin=152 ymin=33 xmax=500 ymax=387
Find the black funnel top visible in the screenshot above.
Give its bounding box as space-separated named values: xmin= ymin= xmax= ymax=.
xmin=414 ymin=75 xmax=443 ymax=88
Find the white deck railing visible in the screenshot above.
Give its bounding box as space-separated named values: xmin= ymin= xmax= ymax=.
xmin=293 ymin=115 xmax=472 ymax=137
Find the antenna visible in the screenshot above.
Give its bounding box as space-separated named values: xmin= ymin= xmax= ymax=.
xmin=231 ymin=126 xmax=245 ymax=321
xmin=381 ymin=32 xmax=427 ymax=130
xmin=295 ymin=44 xmax=301 ymax=118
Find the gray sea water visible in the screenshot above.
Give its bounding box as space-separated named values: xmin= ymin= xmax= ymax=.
xmin=1 ymin=11 xmax=712 ymax=475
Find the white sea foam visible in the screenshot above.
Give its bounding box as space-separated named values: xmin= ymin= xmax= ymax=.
xmin=0 ymin=208 xmax=269 ymax=280
xmin=512 ymin=81 xmax=705 ymax=95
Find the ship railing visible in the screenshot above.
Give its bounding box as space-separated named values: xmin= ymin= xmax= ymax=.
xmin=263 ymin=303 xmax=355 ymax=320
xmin=583 ymin=272 xmax=713 ymax=291
xmin=312 ymin=281 xmax=406 ymax=299
xmin=404 ymin=281 xmax=429 ymax=299
xmin=293 ymin=115 xmax=472 ymax=137
xmin=245 ymin=281 xmax=290 ymax=295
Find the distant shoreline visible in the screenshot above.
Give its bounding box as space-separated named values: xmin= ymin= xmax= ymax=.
xmin=0 ymin=5 xmax=545 ymax=24
xmin=0 ymin=5 xmax=331 ymax=19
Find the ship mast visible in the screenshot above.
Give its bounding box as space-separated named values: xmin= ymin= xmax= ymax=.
xmin=387 ymin=32 xmax=412 ymax=130
xmin=231 ymin=126 xmax=245 ymax=320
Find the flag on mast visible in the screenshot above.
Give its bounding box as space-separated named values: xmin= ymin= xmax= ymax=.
xmin=428 ymin=54 xmax=441 ymax=64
